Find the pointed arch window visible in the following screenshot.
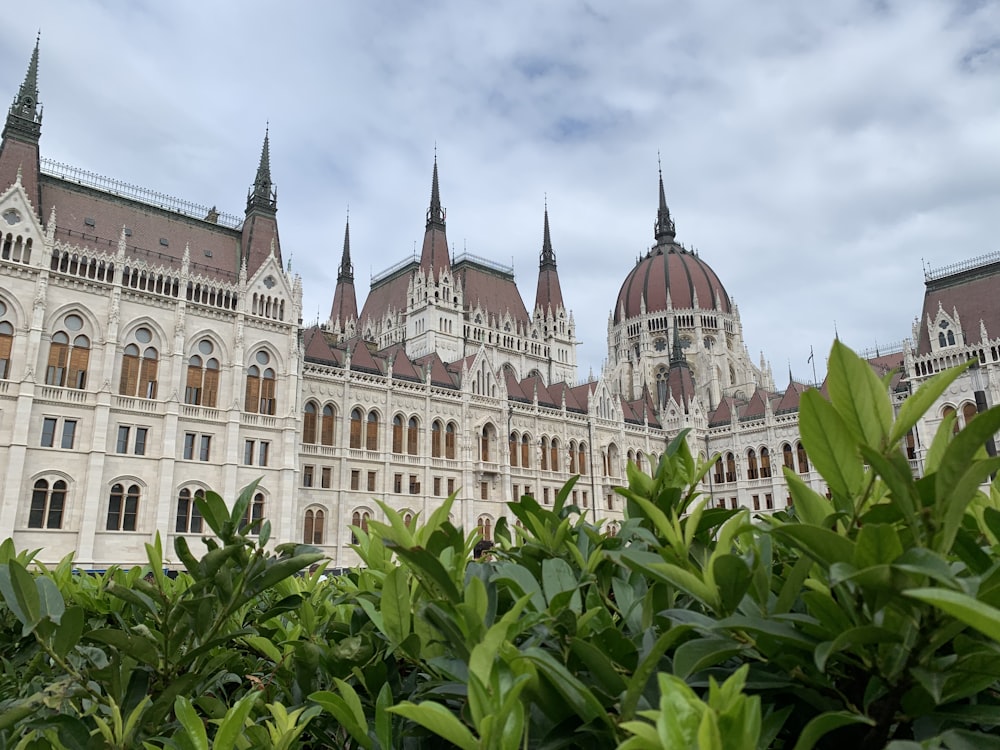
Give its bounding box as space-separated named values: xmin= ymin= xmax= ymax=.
xmin=407 ymin=417 xmax=419 ymax=455
xmin=508 ymin=431 xmax=518 ymax=467
xmin=321 ymin=405 xmax=335 ymax=446
xmin=445 ymin=422 xmax=456 ymax=459
xmin=432 ymin=420 xmax=444 ymax=458
xmin=962 ymin=402 xmax=978 ymax=429
xmin=760 ymin=447 xmax=771 ymax=478
xmin=245 ymin=351 xmax=276 ymax=414
xmin=713 ymin=456 xmax=724 ymax=484
xmin=477 ymin=515 xmax=493 ymax=543
xmin=29 ymin=478 xmax=66 ymax=529
xmin=304 ymin=402 xmax=318 ymax=444
xmin=304 ymin=508 xmax=325 ymax=544
xmin=350 ymin=408 xmax=363 ymax=449
xmin=350 ymin=509 xmax=371 ymax=545
xmin=796 ymin=441 xmax=809 ymax=473
xmin=520 ymin=434 xmax=530 ymax=468
xmin=366 ymin=412 xmax=379 ymax=451
xmin=242 ymin=492 xmax=265 ymax=535
xmin=578 ymin=443 xmax=587 ymax=475
xmin=725 ymin=452 xmax=736 ymax=483
xmin=392 ymin=415 xmax=404 ymax=454
xmin=107 ymin=483 xmax=140 ymax=531
xmin=550 ymin=438 xmax=560 ymax=472
xmin=481 ymin=424 xmax=493 ymax=462
xmin=746 ymin=449 xmax=759 ymax=480
xmin=46 ymin=314 xmax=90 ymax=389
xmin=540 ymin=436 xmax=549 ymax=470
xmin=120 ymin=328 xmax=159 ymax=398
xmin=0 ymin=300 xmax=13 ymax=379
xmin=175 ymin=488 xmax=204 ymax=533
xmin=186 ymin=340 xmax=219 ymax=406
xmin=782 ymin=443 xmax=794 ymax=470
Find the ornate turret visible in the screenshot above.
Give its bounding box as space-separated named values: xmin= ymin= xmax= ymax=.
xmin=0 ymin=35 xmax=44 ymax=211
xmin=654 ymin=159 xmax=676 ymax=246
xmin=533 ymin=202 xmax=564 ymax=315
xmin=329 ymin=217 xmax=358 ymax=337
xmin=419 ymin=154 xmax=450 ymax=279
xmin=241 ymin=128 xmax=281 ymax=273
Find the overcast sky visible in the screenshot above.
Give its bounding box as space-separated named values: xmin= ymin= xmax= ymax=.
xmin=3 ymin=1 xmax=999 ymax=385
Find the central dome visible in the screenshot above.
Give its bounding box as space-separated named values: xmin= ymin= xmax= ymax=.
xmin=614 ymin=244 xmax=731 ymax=324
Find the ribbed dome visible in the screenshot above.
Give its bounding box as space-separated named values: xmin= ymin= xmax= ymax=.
xmin=614 ymin=244 xmax=731 ymax=324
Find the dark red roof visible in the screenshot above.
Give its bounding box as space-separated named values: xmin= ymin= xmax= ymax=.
xmin=614 ymin=245 xmax=731 ymax=323
xmin=916 ymin=257 xmax=1000 ymax=355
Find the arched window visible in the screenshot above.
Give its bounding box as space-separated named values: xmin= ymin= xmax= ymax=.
xmin=242 ymin=493 xmax=265 ymax=535
xmin=606 ymin=521 xmax=620 ymax=537
xmin=760 ymin=447 xmax=772 ymax=478
xmin=568 ymin=441 xmax=577 ymax=473
xmin=747 ymin=449 xmax=758 ymax=480
xmin=119 ymin=327 xmax=158 ymax=398
xmin=185 ymin=339 xmax=220 ymax=406
xmin=407 ymin=417 xmax=419 ymax=455
xmin=304 ymin=508 xmax=325 ymax=544
xmin=725 ymin=452 xmax=736 ymax=483
xmin=962 ymin=402 xmax=978 ymax=429
xmin=796 ymin=441 xmax=809 ymax=473
xmin=175 ymin=488 xmax=204 ymax=533
xmin=46 ymin=313 xmax=90 ymax=389
xmin=29 ymin=478 xmax=66 ymax=529
xmin=446 ymin=422 xmax=456 ymax=459
xmin=321 ymin=405 xmax=335 ymax=446
xmin=0 ymin=300 xmax=13 ymax=379
xmin=477 ymin=515 xmax=492 ymax=542
xmin=782 ymin=443 xmax=794 ymax=470
xmin=540 ymin=437 xmax=549 ymax=470
xmin=578 ymin=443 xmax=587 ymax=475
xmin=939 ymin=332 xmax=946 ymax=348
xmin=947 ymin=330 xmax=955 ymax=346
xmin=350 ymin=509 xmax=371 ymax=545
xmin=403 ymin=511 xmax=414 ymax=528
xmin=350 ymin=408 xmax=363 ymax=449
xmin=508 ymin=431 xmax=518 ymax=467
xmin=520 ymin=434 xmax=530 ymax=468
xmin=303 ymin=402 xmax=318 ymax=444
xmin=713 ymin=456 xmax=724 ymax=484
xmin=481 ymin=424 xmax=493 ymax=462
xmin=433 ymin=421 xmax=443 ymax=458
xmin=245 ymin=351 xmax=276 ymax=414
xmin=550 ymin=438 xmax=560 ymax=472
xmin=366 ymin=412 xmax=379 ymax=451
xmin=107 ymin=483 xmax=140 ymax=531
xmin=392 ymin=415 xmax=404 ymax=454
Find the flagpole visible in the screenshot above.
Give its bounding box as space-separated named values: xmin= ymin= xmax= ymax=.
xmin=808 ymin=345 xmax=817 ymax=386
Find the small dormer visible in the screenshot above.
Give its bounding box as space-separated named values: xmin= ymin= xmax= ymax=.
xmin=929 ymin=305 xmax=964 ymax=352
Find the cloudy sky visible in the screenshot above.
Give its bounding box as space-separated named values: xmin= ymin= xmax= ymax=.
xmin=3 ymin=1 xmax=999 ymax=384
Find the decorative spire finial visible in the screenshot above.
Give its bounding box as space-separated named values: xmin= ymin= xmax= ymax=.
xmin=339 ymin=214 xmax=354 ymax=282
xmin=539 ymin=197 xmax=556 ymax=269
xmin=6 ymin=34 xmax=43 ymax=140
xmin=654 ymin=154 xmax=676 ymax=245
xmin=426 ymin=150 xmax=445 ymax=227
xmin=246 ymin=124 xmax=276 ymax=213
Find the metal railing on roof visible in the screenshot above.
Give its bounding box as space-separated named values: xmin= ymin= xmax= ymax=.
xmin=370 ymin=254 xmax=418 ymax=286
xmin=452 ymin=252 xmax=514 ymax=277
xmin=857 ymin=340 xmax=906 ymax=360
xmin=925 ymin=251 xmax=1000 ymax=282
xmin=40 ymin=158 xmax=244 ymax=230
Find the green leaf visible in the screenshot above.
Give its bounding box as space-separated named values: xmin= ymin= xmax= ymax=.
xmin=853 ymin=524 xmax=903 ymax=569
xmin=784 ymin=469 xmax=834 ymax=527
xmin=212 ymin=692 xmax=258 ymax=750
xmin=814 ymin=625 xmax=901 ymax=673
xmin=35 ymin=575 xmax=65 ymax=626
xmin=381 ymin=566 xmax=411 ymax=646
xmin=388 ymin=701 xmax=477 ymax=750
xmin=493 ymin=562 xmax=545 ymax=611
xmin=374 ymin=682 xmax=393 ymax=750
xmin=174 ymin=695 xmax=210 ymax=750
xmin=936 ymin=405 xmax=1000 ymax=507
xmin=85 ymin=628 xmax=159 ymax=666
xmin=519 ymin=647 xmax=614 ymax=728
xmin=936 ymin=456 xmax=1000 ymax=554
xmin=770 ymin=525 xmax=856 ymax=569
xmin=386 ymin=544 xmax=461 ymax=604
xmin=542 ymin=557 xmax=581 ymax=614
xmin=905 ymin=587 xmax=1000 ymax=642
xmin=827 ymin=339 xmax=893 ymax=448
xmin=791 ymin=711 xmax=874 ymax=750
xmin=673 ymin=636 xmax=745 ymax=679
xmin=799 ymin=389 xmax=864 ymax=499
xmin=50 ymin=605 xmax=85 ymax=658
xmin=890 ymin=360 xmax=971 ymax=446
xmin=713 ymin=554 xmax=752 ymax=615
xmin=0 ymin=560 xmax=41 ymax=634
xmin=620 ymin=626 xmax=692 ymax=721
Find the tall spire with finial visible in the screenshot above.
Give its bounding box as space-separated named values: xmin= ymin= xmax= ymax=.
xmin=534 ymin=197 xmax=564 ymax=315
xmin=247 ymin=125 xmax=276 ymax=213
xmin=1 ymin=34 xmax=44 ymax=212
xmin=654 ymin=153 xmax=676 ymax=246
xmin=419 ymin=150 xmax=450 ymax=278
xmin=330 ymin=212 xmax=359 ymax=334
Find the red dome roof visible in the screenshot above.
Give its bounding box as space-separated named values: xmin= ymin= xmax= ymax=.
xmin=614 ymin=245 xmax=731 ymax=324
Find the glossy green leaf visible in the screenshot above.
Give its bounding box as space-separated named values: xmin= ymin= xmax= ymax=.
xmin=388 ymin=701 xmax=477 ymax=750
xmin=381 ymin=565 xmax=411 ymax=646
xmin=542 ymin=557 xmax=581 ymax=613
xmin=799 ymin=389 xmax=864 ymax=500
xmin=890 ymin=360 xmax=971 ymax=446
xmin=906 ymin=587 xmax=1000 ymax=642
xmin=784 ymin=468 xmax=834 ymax=527
xmin=791 ymin=711 xmax=874 ymax=750
xmin=174 ymin=695 xmax=210 ymax=750
xmin=770 ymin=524 xmax=856 ymax=569
xmin=827 ymin=339 xmax=893 ymax=448
xmin=673 ymin=636 xmax=745 ymax=679
xmin=212 ymin=692 xmax=258 ymax=749
xmin=853 ymin=524 xmax=903 ymax=569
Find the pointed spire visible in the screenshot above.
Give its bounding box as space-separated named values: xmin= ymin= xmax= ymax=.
xmin=4 ymin=34 xmax=42 ymax=145
xmin=426 ymin=150 xmax=445 ymax=228
xmin=246 ymin=125 xmax=277 ymax=213
xmin=338 ymin=215 xmax=354 ymax=283
xmin=654 ymin=154 xmax=676 ymax=246
xmin=539 ymin=196 xmax=556 ymax=269
xmin=670 ymin=325 xmax=686 ymax=366
xmin=534 ymin=199 xmax=564 ymax=316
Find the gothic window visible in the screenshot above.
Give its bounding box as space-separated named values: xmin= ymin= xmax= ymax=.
xmin=432 ymin=420 xmax=443 ymax=458
xmin=321 ymin=405 xmax=335 ymax=445
xmin=304 ymin=508 xmax=325 ymax=545
xmin=407 ymin=417 xmax=419 ymax=455
xmin=445 ymin=422 xmax=456 ymax=459
xmin=656 ymin=367 xmax=668 ymax=406
xmin=175 ymin=488 xmax=204 ymax=533
xmin=796 ymin=441 xmax=809 ymax=473
xmin=480 ymin=424 xmax=493 ymax=462
xmin=962 ymin=402 xmax=978 ymax=429
xmin=350 ymin=509 xmax=371 ymax=545
xmin=568 ymin=441 xmax=577 ymax=473
xmin=540 ymin=437 xmax=549 ymax=470
xmin=520 ymin=434 xmax=530 ymax=468
xmin=578 ymin=442 xmax=587 ymax=475
xmin=46 ymin=314 xmax=90 ymax=389
xmin=106 ymin=483 xmax=140 ymax=531
xmin=713 ymin=456 xmax=724 ymax=484
xmin=242 ymin=492 xmax=265 ymax=535
xmin=119 ymin=327 xmax=158 ymax=399
xmin=350 ymin=408 xmax=363 ymax=449
xmin=782 ymin=443 xmax=794 ymax=470
xmin=760 ymin=447 xmax=772 ymax=478
xmin=28 ymin=478 xmax=66 ymax=529
xmin=185 ymin=340 xmax=219 ymax=406
xmin=725 ymin=452 xmax=736 ymax=483
xmin=304 ymin=402 xmax=318 ymax=444
xmin=747 ymin=449 xmax=759 ymax=480
xmin=0 ymin=300 xmax=13 ymax=379
xmin=938 ymin=332 xmax=946 ymax=348
xmin=508 ymin=431 xmax=518 ymax=467
xmin=477 ymin=515 xmax=493 ymax=543
xmin=948 ymin=330 xmax=955 ymax=346
xmin=245 ymin=351 xmax=276 ymax=414
xmin=392 ymin=415 xmax=404 ymax=454
xmin=550 ymin=438 xmax=560 ymax=472
xmin=366 ymin=412 xmax=379 ymax=451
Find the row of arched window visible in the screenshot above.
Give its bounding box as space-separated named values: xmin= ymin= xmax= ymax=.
xmin=0 ymin=306 xmax=281 ymax=415
xmin=712 ymin=442 xmax=809 ymax=485
xmin=509 ymin=431 xmax=589 ymax=473
xmin=27 ymin=479 xmax=265 ymax=535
